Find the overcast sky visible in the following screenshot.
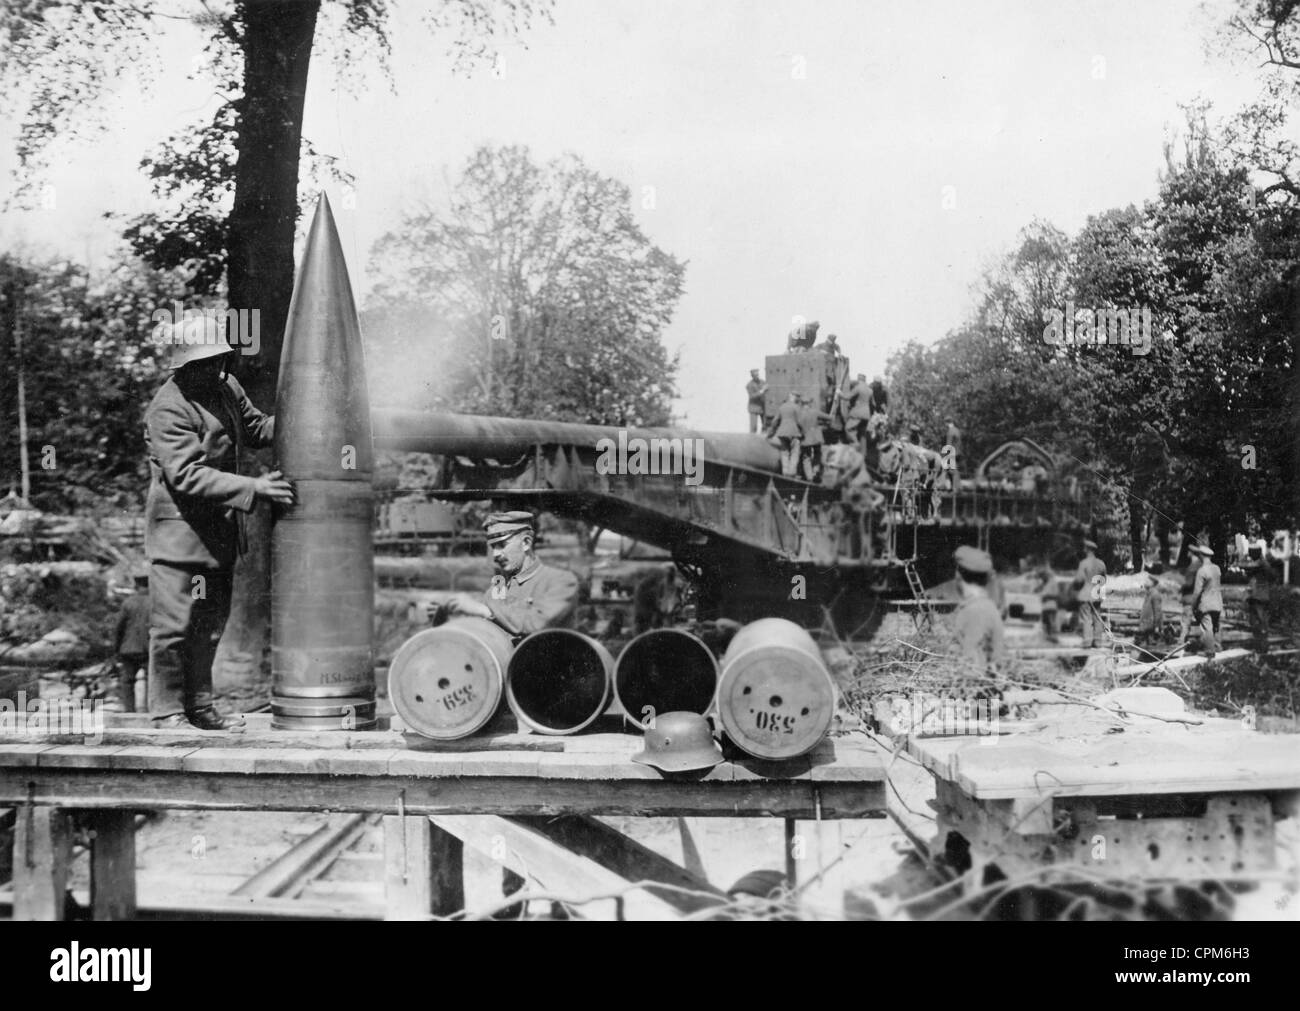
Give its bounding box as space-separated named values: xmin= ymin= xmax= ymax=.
xmin=0 ymin=0 xmax=1264 ymax=431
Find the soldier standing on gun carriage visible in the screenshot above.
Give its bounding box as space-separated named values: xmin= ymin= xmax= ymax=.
xmin=766 ymin=392 xmax=804 ymax=479
xmin=797 ymin=393 xmax=832 ymax=483
xmin=745 ymin=368 xmax=768 ymax=434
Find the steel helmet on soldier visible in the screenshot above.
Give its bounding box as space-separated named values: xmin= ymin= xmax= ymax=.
xmin=631 ymin=711 xmax=723 ymax=772
xmin=165 ymin=314 xmax=235 ymax=371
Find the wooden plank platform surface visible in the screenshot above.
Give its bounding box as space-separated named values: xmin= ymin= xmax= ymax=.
xmin=0 ymin=729 xmax=886 ymax=819
xmin=907 ymin=723 xmax=1300 ymax=801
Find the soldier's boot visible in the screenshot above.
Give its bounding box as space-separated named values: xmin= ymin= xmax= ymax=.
xmin=186 ymin=706 xmax=246 ymax=732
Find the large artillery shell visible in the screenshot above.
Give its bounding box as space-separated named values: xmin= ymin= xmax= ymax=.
xmin=614 ymin=629 xmax=718 ymax=730
xmin=271 ymin=193 xmax=376 ymax=730
xmin=388 ymin=617 xmax=513 ymax=740
xmin=715 ymin=618 xmax=835 ymax=759
xmin=507 ymin=629 xmax=613 ymax=735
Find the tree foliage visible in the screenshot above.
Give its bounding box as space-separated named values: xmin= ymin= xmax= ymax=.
xmin=889 ymin=222 xmax=1087 ymax=462
xmin=1 ymin=1 xmax=553 ymax=388
xmin=366 ymin=145 xmax=686 ymax=427
xmin=0 ymin=252 xmax=197 ymax=512
xmin=0 ymin=0 xmax=554 ymax=666
xmin=887 ymin=108 xmax=1299 ymax=566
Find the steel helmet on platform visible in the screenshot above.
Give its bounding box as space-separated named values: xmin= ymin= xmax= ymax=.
xmin=166 ymin=315 xmax=235 ymax=370
xmin=631 ymin=711 xmax=723 ymax=772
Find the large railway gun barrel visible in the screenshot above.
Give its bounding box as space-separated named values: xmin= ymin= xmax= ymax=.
xmin=369 ymin=407 xmax=1088 ymax=631
xmin=372 ymin=409 xmax=783 ymax=476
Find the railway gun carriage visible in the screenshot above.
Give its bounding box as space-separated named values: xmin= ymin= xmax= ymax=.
xmin=373 ymin=354 xmax=1095 ymax=636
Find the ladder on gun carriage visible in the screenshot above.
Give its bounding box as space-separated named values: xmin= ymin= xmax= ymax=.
xmin=903 ymin=559 xmax=935 ymax=632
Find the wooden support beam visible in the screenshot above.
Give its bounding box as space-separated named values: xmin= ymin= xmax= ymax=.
xmin=784 ymin=818 xmax=798 ymax=889
xmin=87 ymin=809 xmax=137 ymax=921
xmin=677 ymin=818 xmax=707 ymax=880
xmin=429 ymin=820 xmax=465 ymax=916
xmin=0 ymin=807 xmax=14 ymax=886
xmin=383 ymin=815 xmax=462 ymax=920
xmin=431 ymin=813 xmax=680 ymax=920
xmin=0 ymin=769 xmax=885 ymax=819
xmin=13 ymin=806 xmax=71 ymax=921
xmin=501 ymin=865 xmax=527 ymax=918
xmin=384 ymin=815 xmax=428 ymax=920
xmin=509 ymin=815 xmax=725 ymax=914
xmin=0 ymin=725 xmax=564 ymax=754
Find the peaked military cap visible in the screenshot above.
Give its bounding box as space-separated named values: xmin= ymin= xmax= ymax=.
xmin=954 ymin=545 xmax=993 ymax=574
xmin=484 ymin=511 xmax=535 ymax=542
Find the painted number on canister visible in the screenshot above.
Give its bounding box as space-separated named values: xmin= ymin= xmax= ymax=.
xmin=440 ymin=685 xmax=477 ymax=710
xmin=753 ymin=709 xmax=796 ymax=734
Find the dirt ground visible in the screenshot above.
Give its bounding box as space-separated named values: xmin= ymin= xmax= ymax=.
xmin=53 ymin=806 xmax=910 ymax=921
xmin=50 ymin=780 xmax=1297 ymax=921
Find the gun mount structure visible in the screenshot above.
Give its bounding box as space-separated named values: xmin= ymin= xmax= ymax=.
xmin=374 ymin=398 xmax=1093 ymax=636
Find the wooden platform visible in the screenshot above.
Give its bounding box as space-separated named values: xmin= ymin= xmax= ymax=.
xmin=901 ymin=716 xmax=1300 ymax=881
xmin=0 ymin=723 xmax=884 ymax=819
xmin=905 ymin=719 xmax=1300 ymax=801
xmin=0 ymin=718 xmax=886 ymax=920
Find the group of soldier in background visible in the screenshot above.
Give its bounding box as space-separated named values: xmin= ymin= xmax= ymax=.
xmin=783 ymin=319 xmax=842 ymax=357
xmin=747 ymin=356 xmax=896 ymax=483
xmin=956 ymin=531 xmax=1288 ymax=689
xmin=747 ymin=351 xmax=961 ymax=502
xmin=762 ymin=387 xmax=834 ymax=481
xmin=1126 ymin=540 xmax=1281 ymax=657
xmin=1036 ymin=535 xmax=1286 ymax=658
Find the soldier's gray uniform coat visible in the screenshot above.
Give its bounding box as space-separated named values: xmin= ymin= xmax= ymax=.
xmin=1191 ymin=559 xmax=1224 ymax=654
xmin=485 ymin=561 xmax=581 ymax=638
xmin=145 ymin=373 xmax=275 ymax=568
xmin=144 ymin=372 xmax=275 ymax=717
xmin=954 ymin=593 xmax=1006 ymax=670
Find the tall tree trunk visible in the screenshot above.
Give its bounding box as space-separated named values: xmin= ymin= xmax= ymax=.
xmin=216 ymin=1 xmax=320 ymax=688
xmin=1289 ymin=268 xmax=1300 ymax=526
xmin=1128 ymin=497 xmax=1145 ymax=572
xmin=1155 ymin=510 xmax=1172 ymax=567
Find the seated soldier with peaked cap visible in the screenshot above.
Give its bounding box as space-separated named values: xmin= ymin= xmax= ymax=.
xmin=429 ymin=511 xmax=580 ymax=639
xmin=952 ymin=545 xmax=1006 ymax=673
